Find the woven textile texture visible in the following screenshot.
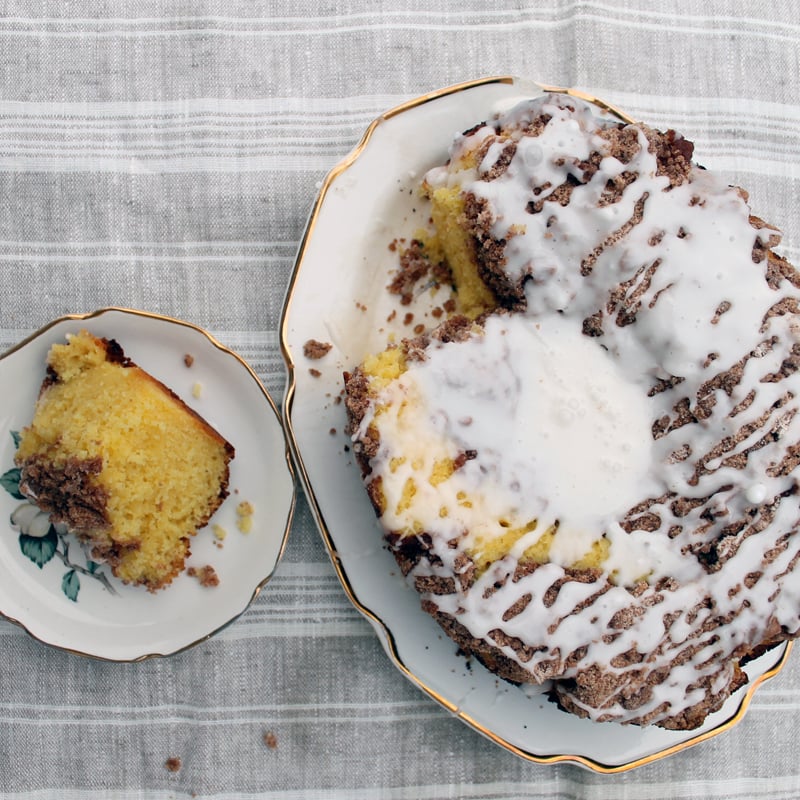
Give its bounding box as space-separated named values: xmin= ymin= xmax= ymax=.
xmin=1 ymin=2 xmax=799 ymax=797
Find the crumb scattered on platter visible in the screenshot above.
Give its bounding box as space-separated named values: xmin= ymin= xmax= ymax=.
xmin=187 ymin=565 xmax=220 ymax=587
xmin=303 ymin=339 xmax=332 ymax=359
xmin=236 ymin=501 xmax=254 ymax=533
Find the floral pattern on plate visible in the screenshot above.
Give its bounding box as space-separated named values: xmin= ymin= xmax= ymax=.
xmin=3 ymin=433 xmax=118 ymax=602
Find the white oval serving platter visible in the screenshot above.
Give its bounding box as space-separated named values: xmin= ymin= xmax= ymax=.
xmin=279 ymin=76 xmax=791 ymax=771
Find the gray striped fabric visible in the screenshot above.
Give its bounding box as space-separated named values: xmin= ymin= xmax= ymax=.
xmin=1 ymin=2 xmax=800 ymax=797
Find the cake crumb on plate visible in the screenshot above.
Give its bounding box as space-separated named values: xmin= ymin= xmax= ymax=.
xmin=187 ymin=565 xmax=219 ymax=587
xmin=303 ymin=339 xmax=332 ymax=359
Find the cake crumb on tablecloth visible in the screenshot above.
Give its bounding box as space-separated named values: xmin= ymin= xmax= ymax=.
xmin=187 ymin=565 xmax=219 ymax=587
xmin=263 ymin=731 xmax=278 ymax=750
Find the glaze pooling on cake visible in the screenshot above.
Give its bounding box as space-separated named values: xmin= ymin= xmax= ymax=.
xmin=355 ymin=312 xmax=683 ymax=585
xmin=345 ymin=93 xmax=800 ymax=729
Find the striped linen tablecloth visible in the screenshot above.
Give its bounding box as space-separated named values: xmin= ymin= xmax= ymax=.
xmin=1 ymin=2 xmax=799 ymax=798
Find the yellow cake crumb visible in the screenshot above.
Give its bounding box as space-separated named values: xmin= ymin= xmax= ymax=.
xmin=212 ymin=524 xmax=227 ymax=541
xmin=424 ymin=185 xmax=496 ymax=318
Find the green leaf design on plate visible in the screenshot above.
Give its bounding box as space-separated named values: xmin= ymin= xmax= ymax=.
xmin=11 ymin=430 xmax=21 ymax=449
xmin=1 ymin=468 xmax=24 ymax=500
xmin=61 ymin=569 xmax=80 ymax=602
xmin=19 ymin=528 xmax=58 ymax=568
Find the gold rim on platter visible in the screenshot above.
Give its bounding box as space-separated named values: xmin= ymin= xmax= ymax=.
xmin=280 ymin=76 xmax=792 ymax=772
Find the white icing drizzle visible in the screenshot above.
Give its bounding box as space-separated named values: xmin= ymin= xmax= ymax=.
xmin=356 ymin=94 xmax=800 ymax=726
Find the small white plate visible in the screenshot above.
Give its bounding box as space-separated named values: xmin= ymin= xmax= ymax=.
xmin=0 ymin=307 xmax=295 ymax=661
xmin=280 ymin=76 xmax=791 ymax=771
